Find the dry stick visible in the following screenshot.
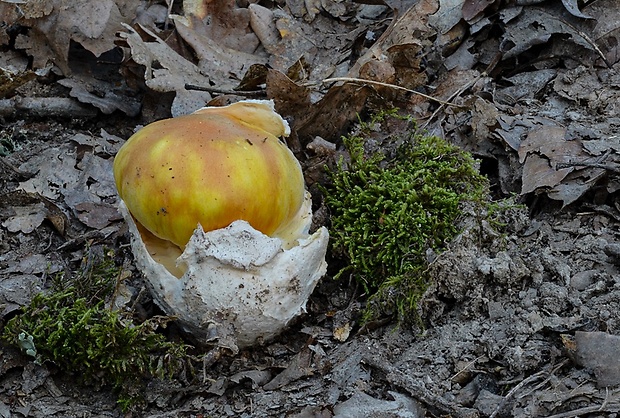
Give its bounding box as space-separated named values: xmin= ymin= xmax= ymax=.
xmin=489 ymin=360 xmax=567 ymax=418
xmin=555 ymin=148 xmax=619 ymax=173
xmin=600 ymin=387 xmax=611 ymax=411
xmin=165 ymin=0 xmax=174 ymax=30
xmin=185 ymin=83 xmax=266 ymax=98
xmin=544 ymin=403 xmax=620 ymax=418
xmin=556 ymin=161 xmax=620 ymax=174
xmin=576 ymin=29 xmax=613 ymax=69
xmin=0 ymin=156 xmax=32 ymax=180
xmin=547 ymin=16 xmax=613 ymax=68
xmin=318 ymin=77 xmax=463 ymax=107
xmin=421 ymin=72 xmax=487 ymax=129
xmin=450 ymin=354 xmax=487 ymax=382
xmin=0 ymin=97 xmax=97 ymax=118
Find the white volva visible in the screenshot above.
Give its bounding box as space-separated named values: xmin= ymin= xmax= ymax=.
xmin=120 ymin=191 xmax=329 ymax=350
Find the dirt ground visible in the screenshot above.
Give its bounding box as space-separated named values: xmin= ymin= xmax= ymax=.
xmin=3 ymin=0 xmax=620 ymax=417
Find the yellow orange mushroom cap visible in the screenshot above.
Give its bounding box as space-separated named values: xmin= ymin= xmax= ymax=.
xmin=113 ymin=100 xmax=305 ymax=249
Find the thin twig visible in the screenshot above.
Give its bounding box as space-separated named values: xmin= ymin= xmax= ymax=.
xmin=317 ymin=77 xmax=463 ymax=107
xmin=601 ymin=387 xmax=611 ymax=411
xmin=489 ymin=360 xmax=567 ymax=418
xmin=576 ymin=29 xmax=613 ymax=69
xmin=0 ymin=156 xmax=33 ymax=180
xmin=556 ymin=161 xmax=620 ymax=174
xmin=450 ymin=354 xmax=487 ymax=381
xmin=544 ymin=403 xmax=620 ymax=418
xmin=165 ymin=0 xmax=174 ymax=31
xmin=184 ymin=83 xmax=266 ymax=98
xmin=421 ymin=72 xmax=487 ymax=129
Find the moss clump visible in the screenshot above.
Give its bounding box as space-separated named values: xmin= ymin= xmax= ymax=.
xmin=324 ymin=112 xmax=489 ymax=321
xmin=1 ymin=248 xmax=188 ymax=410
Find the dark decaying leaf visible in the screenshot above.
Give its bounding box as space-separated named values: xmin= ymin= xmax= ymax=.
xmin=0 ymin=190 xmax=67 ymax=236
xmin=74 ymin=202 xmax=123 ymax=229
xmin=428 ymin=0 xmax=465 ymax=34
xmin=266 ymin=69 xmax=312 ymax=123
xmin=462 ymin=0 xmax=497 ymax=21
xmin=294 ymin=83 xmax=372 ymax=144
xmin=10 ymin=0 xmax=139 ymax=75
xmin=263 ymin=346 xmax=314 ymax=390
xmin=500 ymin=7 xmax=596 ymax=60
xmin=58 ymin=76 xmax=141 ymax=117
xmin=560 ymin=0 xmax=593 ymax=20
xmin=546 ymin=167 xmax=606 ymax=207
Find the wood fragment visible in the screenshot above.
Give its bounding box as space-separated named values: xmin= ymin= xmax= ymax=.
xmin=0 ymin=97 xmax=97 ymax=118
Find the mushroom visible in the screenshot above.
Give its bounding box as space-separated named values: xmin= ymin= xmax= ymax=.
xmin=113 ymin=100 xmax=329 ymax=349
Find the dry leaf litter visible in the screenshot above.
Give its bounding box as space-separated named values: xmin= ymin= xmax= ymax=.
xmin=1 ymin=0 xmax=620 ymax=416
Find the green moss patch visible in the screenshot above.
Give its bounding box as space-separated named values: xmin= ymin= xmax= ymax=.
xmin=1 ymin=248 xmax=189 ymax=411
xmin=324 ymin=112 xmax=489 ymax=321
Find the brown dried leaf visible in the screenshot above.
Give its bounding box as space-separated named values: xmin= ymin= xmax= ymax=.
xmin=350 ymin=0 xmax=439 ymax=78
xmin=517 ymin=125 xmax=604 ymax=202
xmin=266 ymin=69 xmax=312 ymax=122
xmin=236 ymin=64 xmax=269 ymax=91
xmin=582 ymin=137 xmax=620 ymax=156
xmin=75 ymin=202 xmax=122 ymax=229
xmin=444 ymin=38 xmax=477 ymax=70
xmin=173 ymin=17 xmax=266 ymax=89
xmin=520 ymin=154 xmax=572 ymax=195
xmin=268 ymin=8 xmax=355 ymax=82
xmin=249 ymin=3 xmax=281 ymax=54
xmin=462 ymin=0 xmax=496 ymax=21
xmin=495 ymin=69 xmax=557 ymax=106
xmin=561 ymin=0 xmax=592 ymax=20
xmin=432 ymin=68 xmax=480 ymax=101
xmin=294 ymin=83 xmax=372 ymax=143
xmin=0 ymin=190 xmax=67 ymax=236
xmin=547 ymin=167 xmax=606 ymax=206
xmin=2 ymin=203 xmax=47 ymax=234
xmin=69 ymin=0 xmax=115 ymax=38
xmin=11 ymin=0 xmax=139 ymax=74
xmin=387 ymin=42 xmax=428 ymax=88
xmin=553 ymin=66 xmax=602 ymax=103
xmin=518 ymin=126 xmax=581 ymax=167
xmin=583 ymin=0 xmax=620 ymax=65
xmin=0 ymin=61 xmax=36 ymax=99
xmin=263 ymin=346 xmax=314 ymax=390
xmin=469 ymin=97 xmax=499 ymax=141
xmin=182 ymin=0 xmax=260 ymax=53
xmin=119 ymin=23 xmax=212 ymax=116
xmin=10 ymin=0 xmax=53 ymax=19
xmin=18 ymin=144 xmax=79 ymax=200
